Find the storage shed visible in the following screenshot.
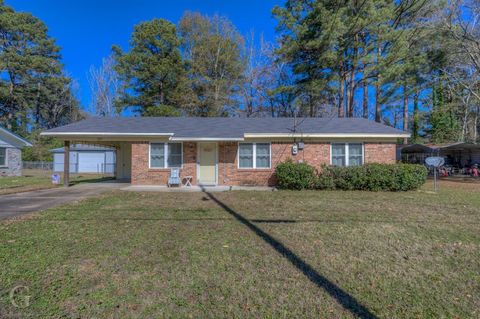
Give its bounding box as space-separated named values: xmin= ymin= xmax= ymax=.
xmin=51 ymin=144 xmax=116 ymax=174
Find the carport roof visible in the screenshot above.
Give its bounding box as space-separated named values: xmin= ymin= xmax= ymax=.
xmin=41 ymin=117 xmax=409 ymax=139
xmin=401 ymin=142 xmax=480 ymax=153
xmin=50 ymin=143 xmax=115 ymax=153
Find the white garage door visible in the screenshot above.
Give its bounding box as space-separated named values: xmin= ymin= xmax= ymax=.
xmin=78 ymin=152 xmax=105 ymax=173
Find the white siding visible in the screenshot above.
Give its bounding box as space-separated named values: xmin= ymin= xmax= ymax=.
xmin=53 ymin=150 xmax=115 ymax=174
xmin=53 ymin=152 xmax=78 ymax=173
xmin=78 ymin=152 xmax=106 ymax=173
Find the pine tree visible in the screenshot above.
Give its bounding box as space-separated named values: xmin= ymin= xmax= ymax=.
xmin=0 ymin=0 xmax=79 ymax=134
xmin=113 ymin=19 xmax=189 ymax=116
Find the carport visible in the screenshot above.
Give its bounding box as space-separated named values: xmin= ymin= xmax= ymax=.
xmin=401 ymin=142 xmax=480 ymax=169
xmin=51 ymin=144 xmax=116 ymax=174
xmin=52 ymin=140 xmax=132 ymax=187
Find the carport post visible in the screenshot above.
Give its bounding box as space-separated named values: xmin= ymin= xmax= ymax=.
xmin=64 ymin=141 xmax=70 ymax=187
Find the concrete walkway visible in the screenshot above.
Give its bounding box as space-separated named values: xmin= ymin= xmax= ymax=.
xmin=0 ymin=181 xmax=127 ymax=220
xmin=121 ymin=185 xmax=276 ymax=192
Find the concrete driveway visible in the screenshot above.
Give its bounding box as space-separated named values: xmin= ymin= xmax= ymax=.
xmin=0 ymin=182 xmax=127 ymax=219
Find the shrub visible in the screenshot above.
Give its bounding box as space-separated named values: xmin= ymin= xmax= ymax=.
xmin=315 ymin=167 xmax=335 ymax=190
xmin=390 ymin=163 xmax=429 ymax=191
xmin=275 ymin=160 xmax=427 ymax=191
xmin=316 ymin=163 xmax=427 ymax=191
xmin=275 ymin=160 xmax=316 ymax=190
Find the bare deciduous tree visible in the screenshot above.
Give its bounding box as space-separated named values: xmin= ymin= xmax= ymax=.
xmin=87 ymin=55 xmax=120 ymax=117
xmin=437 ymin=0 xmax=480 ymax=142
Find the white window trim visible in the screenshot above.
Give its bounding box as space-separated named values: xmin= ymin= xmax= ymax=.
xmin=0 ymin=147 xmax=7 ymax=167
xmin=149 ymin=142 xmax=183 ymax=169
xmin=330 ymin=142 xmax=364 ymax=167
xmin=237 ymin=142 xmax=272 ymax=169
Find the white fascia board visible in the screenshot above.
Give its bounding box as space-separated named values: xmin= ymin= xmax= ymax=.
xmin=244 ymin=133 xmax=411 ymax=138
xmin=40 ymin=132 xmax=175 ymax=137
xmin=169 ymin=137 xmax=244 ymax=141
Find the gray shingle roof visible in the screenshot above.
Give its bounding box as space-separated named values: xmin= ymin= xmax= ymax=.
xmin=0 ymin=126 xmax=33 ymax=147
xmin=42 ymin=117 xmax=408 ymax=138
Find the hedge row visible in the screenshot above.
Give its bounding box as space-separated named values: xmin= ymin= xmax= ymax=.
xmin=275 ymin=160 xmax=428 ymax=191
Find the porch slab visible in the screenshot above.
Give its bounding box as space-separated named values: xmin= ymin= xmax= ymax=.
xmin=120 ymin=185 xmax=276 ymax=192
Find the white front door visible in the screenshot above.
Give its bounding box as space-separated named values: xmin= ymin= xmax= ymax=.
xmin=198 ymin=143 xmax=217 ymax=185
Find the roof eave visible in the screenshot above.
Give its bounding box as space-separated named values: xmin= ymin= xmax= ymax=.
xmin=243 ymin=133 xmax=410 ymax=138
xmin=169 ymin=137 xmax=244 ymax=141
xmin=0 ymin=126 xmax=33 ymax=147
xmin=40 ymin=132 xmax=175 ymax=138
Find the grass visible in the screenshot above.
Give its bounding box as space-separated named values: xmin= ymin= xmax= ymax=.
xmin=0 ymin=169 xmax=113 ymax=195
xmin=0 ymin=180 xmax=479 ymax=318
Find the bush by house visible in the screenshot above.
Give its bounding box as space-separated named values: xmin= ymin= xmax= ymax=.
xmin=276 ymin=160 xmax=427 ymax=191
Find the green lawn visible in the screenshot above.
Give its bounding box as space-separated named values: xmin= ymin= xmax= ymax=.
xmin=0 ymin=170 xmax=113 ymax=194
xmin=0 ymin=181 xmax=479 ymax=318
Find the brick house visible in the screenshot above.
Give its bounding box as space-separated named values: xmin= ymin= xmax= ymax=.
xmin=41 ymin=117 xmax=408 ymax=186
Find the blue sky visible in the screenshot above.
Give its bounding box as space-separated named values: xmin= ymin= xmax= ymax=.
xmin=6 ymin=0 xmax=284 ymax=110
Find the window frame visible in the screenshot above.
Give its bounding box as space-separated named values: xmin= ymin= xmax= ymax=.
xmin=149 ymin=142 xmax=183 ymax=169
xmin=330 ymin=142 xmax=364 ymax=167
xmin=0 ymin=147 xmax=6 ymax=167
xmin=237 ymin=142 xmax=272 ymax=169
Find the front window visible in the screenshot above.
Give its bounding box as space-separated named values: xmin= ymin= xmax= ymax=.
xmin=150 ymin=144 xmax=165 ymax=167
xmin=348 ymin=143 xmax=363 ymax=166
xmin=331 ymin=143 xmax=363 ymax=167
xmin=167 ymin=143 xmax=182 ymax=167
xmin=150 ymin=143 xmax=182 ymax=168
xmin=332 ymin=143 xmax=346 ymax=166
xmin=239 ymin=143 xmax=254 ymax=168
xmin=0 ymin=148 xmax=5 ymax=166
xmin=238 ymin=143 xmax=271 ymax=169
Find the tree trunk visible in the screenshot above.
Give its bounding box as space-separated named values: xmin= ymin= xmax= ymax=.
xmin=159 ymin=82 xmax=164 ymax=105
xmin=346 ymin=84 xmax=351 ymax=118
xmin=375 ymin=76 xmax=381 ymax=123
xmin=363 ymin=79 xmax=368 ymax=119
xmin=461 ymin=96 xmax=469 ymax=142
xmin=403 ymin=82 xmax=409 ymax=144
xmin=412 ymin=86 xmax=419 ymax=143
xmin=338 ymin=71 xmax=345 ymax=118
xmin=347 ymin=69 xmax=356 ymax=118
xmin=309 ymin=95 xmax=315 ymax=117
xmin=474 ymin=106 xmax=479 ymax=142
xmin=375 ymin=39 xmax=382 ymax=123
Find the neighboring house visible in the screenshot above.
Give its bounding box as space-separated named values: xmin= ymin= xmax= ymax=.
xmin=41 ymin=117 xmax=409 ymax=186
xmin=51 ymin=144 xmax=116 ymax=174
xmin=0 ymin=126 xmax=32 ymax=176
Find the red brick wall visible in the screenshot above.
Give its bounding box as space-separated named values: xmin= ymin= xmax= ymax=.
xmin=130 ymin=141 xmax=397 ymax=186
xmin=364 ymin=143 xmax=396 ymax=164
xmin=217 ymin=142 xmax=330 ymax=186
xmin=131 ymin=142 xmax=197 ymax=185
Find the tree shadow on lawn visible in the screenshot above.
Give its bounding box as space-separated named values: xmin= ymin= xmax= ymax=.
xmin=201 ymin=188 xmax=378 ymax=319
